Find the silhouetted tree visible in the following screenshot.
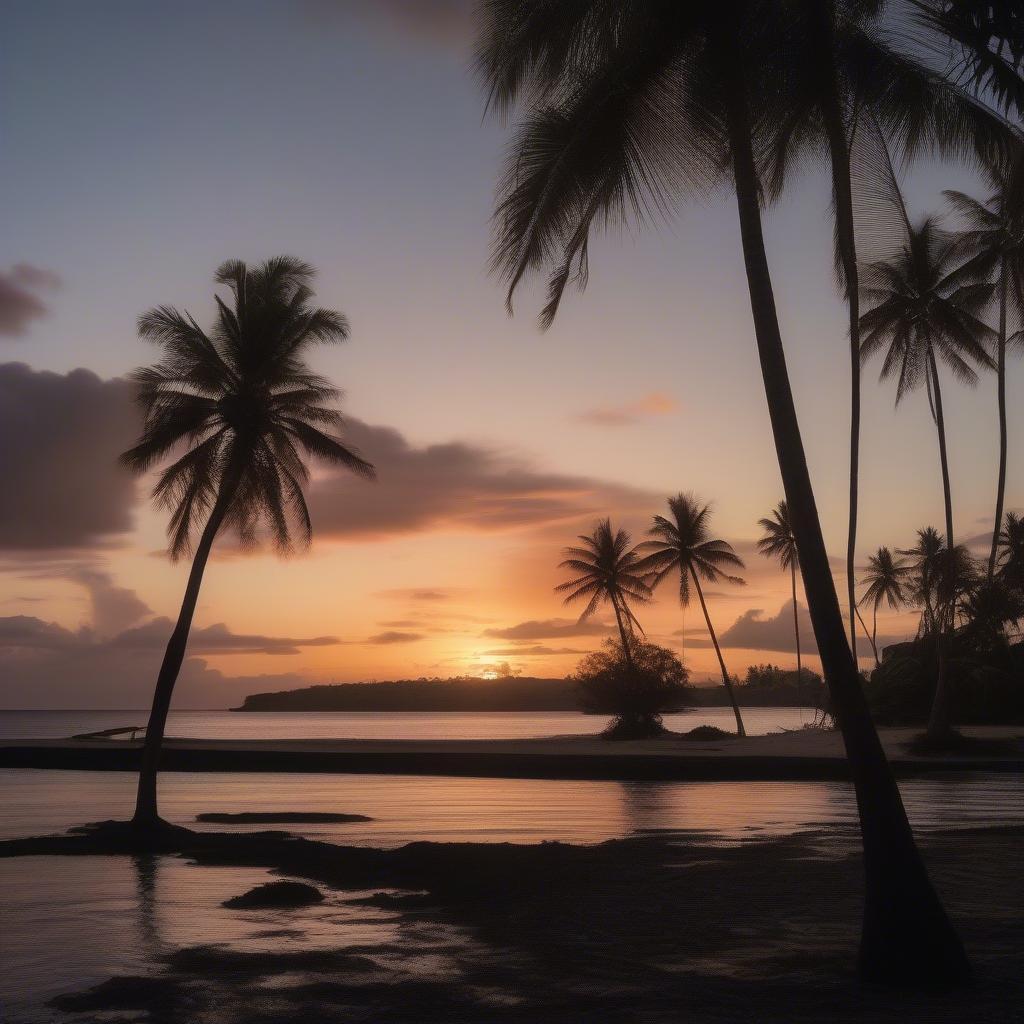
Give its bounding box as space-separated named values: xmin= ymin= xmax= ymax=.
xmin=944 ymin=149 xmax=1024 ymax=577
xmin=477 ymin=0 xmax=975 ymax=983
xmin=574 ymin=636 xmax=691 ymax=738
xmin=556 ymin=518 xmax=651 ymax=669
xmin=860 ymin=208 xmax=995 ymax=739
xmin=995 ymin=511 xmax=1024 ymax=590
xmin=121 ymin=257 xmax=374 ymax=829
xmin=757 ymin=500 xmax=804 ymax=683
xmin=860 ymin=547 xmax=913 ymax=665
xmin=636 ymin=494 xmax=746 ymax=736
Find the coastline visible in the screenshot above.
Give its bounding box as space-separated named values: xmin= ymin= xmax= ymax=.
xmin=3 ymin=727 xmax=1021 ymax=780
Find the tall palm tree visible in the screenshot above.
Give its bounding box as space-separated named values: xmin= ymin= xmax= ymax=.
xmin=757 ymin=501 xmax=803 ymax=684
xmin=477 ymin=0 xmax=975 ymax=983
xmin=860 ymin=213 xmax=996 ymax=739
xmin=860 ymin=547 xmax=913 ymax=665
xmin=121 ymin=257 xmax=375 ymax=829
xmin=636 ymin=494 xmax=747 ymax=736
xmin=556 ymin=518 xmax=651 ymax=666
xmin=944 ymin=150 xmax=1024 ymax=578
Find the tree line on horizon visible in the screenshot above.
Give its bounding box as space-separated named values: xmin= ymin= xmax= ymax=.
xmin=103 ymin=0 xmax=1021 ymax=994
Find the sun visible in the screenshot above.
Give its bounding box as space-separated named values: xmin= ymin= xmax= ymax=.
xmin=481 ymin=669 xmax=499 ymax=680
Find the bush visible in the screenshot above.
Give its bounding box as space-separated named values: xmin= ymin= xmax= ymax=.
xmin=574 ymin=637 xmax=692 ymax=739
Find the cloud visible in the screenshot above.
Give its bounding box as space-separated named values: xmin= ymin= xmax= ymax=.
xmin=482 ymin=645 xmax=588 ymax=656
xmin=0 ymin=614 xmax=333 ymax=709
xmin=374 ymin=587 xmax=455 ymax=602
xmin=301 ymin=0 xmax=472 ymax=46
xmin=0 ymin=364 xmax=138 ymax=550
xmin=577 ymin=391 xmax=679 ymax=427
xmin=309 ymin=418 xmax=657 ymax=540
xmin=365 ymin=630 xmax=424 ymax=645
xmin=482 ymin=618 xmax=612 ymax=640
xmin=0 ymin=265 xmax=61 ymax=337
xmin=70 ymin=567 xmax=152 ymax=637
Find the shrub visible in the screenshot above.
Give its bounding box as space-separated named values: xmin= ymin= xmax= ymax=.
xmin=574 ymin=637 xmax=692 ymax=739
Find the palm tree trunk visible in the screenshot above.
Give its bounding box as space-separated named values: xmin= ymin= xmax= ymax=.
xmin=609 ymin=594 xmax=635 ymax=672
xmin=926 ymin=351 xmax=956 ymax=742
xmin=690 ymin=568 xmax=745 ymax=737
xmin=872 ymin=602 xmax=880 ymax=667
xmin=715 ymin=22 xmax=969 ymax=985
xmin=817 ymin=18 xmax=861 ymax=668
xmin=790 ymin=562 xmax=802 ymax=701
xmin=988 ymin=260 xmax=1008 ymax=579
xmin=854 ymin=604 xmax=878 ymax=666
xmin=132 ymin=478 xmax=239 ymax=828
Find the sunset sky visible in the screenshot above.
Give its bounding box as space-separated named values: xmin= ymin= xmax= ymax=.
xmin=1 ymin=0 xmax=1019 ymax=708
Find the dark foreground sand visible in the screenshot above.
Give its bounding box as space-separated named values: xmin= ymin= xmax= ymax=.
xmin=4 ymin=726 xmax=1022 ymax=780
xmin=2 ymin=820 xmax=1021 ymax=1023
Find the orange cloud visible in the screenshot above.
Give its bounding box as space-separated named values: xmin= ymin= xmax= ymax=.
xmin=577 ymin=391 xmax=679 ymax=427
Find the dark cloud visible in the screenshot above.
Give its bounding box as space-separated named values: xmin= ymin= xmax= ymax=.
xmin=0 ymin=614 xmax=332 ymax=708
xmin=0 ymin=265 xmax=61 ymax=337
xmin=482 ymin=618 xmax=612 ymax=640
xmin=0 ymin=364 xmax=138 ymax=550
xmin=309 ymin=418 xmax=657 ymax=540
xmin=365 ymin=630 xmax=424 ymax=645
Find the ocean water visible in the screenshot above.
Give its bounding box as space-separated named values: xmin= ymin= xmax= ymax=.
xmin=0 ymin=706 xmax=819 ymax=741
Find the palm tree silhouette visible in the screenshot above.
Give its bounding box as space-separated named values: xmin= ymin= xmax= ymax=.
xmin=637 ymin=494 xmax=747 ymax=736
xmin=121 ymin=257 xmax=375 ymax=829
xmin=556 ymin=518 xmax=651 ymax=668
xmin=995 ymin=511 xmax=1024 ymax=589
xmin=944 ymin=150 xmax=1024 ymax=578
xmin=756 ymin=501 xmax=804 ymax=685
xmin=860 ymin=211 xmax=995 ymax=739
xmin=859 ymin=547 xmax=912 ymax=666
xmin=477 ymin=0 xmax=977 ymax=982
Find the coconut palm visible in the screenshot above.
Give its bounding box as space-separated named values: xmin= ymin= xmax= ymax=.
xmin=994 ymin=511 xmax=1024 ymax=590
xmin=556 ymin=518 xmax=651 ymax=666
xmin=121 ymin=257 xmax=375 ymax=829
xmin=477 ymin=0 xmax=975 ymax=983
xmin=860 ymin=547 xmax=913 ymax=665
xmin=757 ymin=501 xmax=804 ymax=684
xmin=944 ymin=149 xmax=1024 ymax=578
xmin=860 ymin=210 xmax=996 ymax=739
xmin=636 ymin=494 xmax=747 ymax=736
xmin=901 ymin=526 xmax=946 ymax=637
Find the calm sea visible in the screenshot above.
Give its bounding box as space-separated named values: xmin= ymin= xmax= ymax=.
xmin=2 ymin=708 xmax=1022 ymax=1022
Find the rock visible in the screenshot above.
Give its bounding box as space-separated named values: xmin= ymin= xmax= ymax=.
xmin=223 ymin=880 xmax=325 ymax=909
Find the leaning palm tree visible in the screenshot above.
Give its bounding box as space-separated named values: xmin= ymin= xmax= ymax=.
xmin=636 ymin=494 xmax=747 ymax=736
xmin=757 ymin=501 xmax=803 ymax=684
xmin=556 ymin=518 xmax=651 ymax=667
xmin=860 ymin=212 xmax=996 ymax=740
xmin=944 ymin=148 xmax=1024 ymax=578
xmin=477 ymin=0 xmax=975 ymax=983
xmin=121 ymin=257 xmax=375 ymax=829
xmin=860 ymin=547 xmax=913 ymax=666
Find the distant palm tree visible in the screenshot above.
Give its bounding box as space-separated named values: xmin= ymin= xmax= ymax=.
xmin=860 ymin=547 xmax=912 ymax=666
xmin=860 ymin=208 xmax=995 ymax=739
xmin=635 ymin=494 xmax=746 ymax=736
xmin=901 ymin=527 xmax=946 ymax=639
xmin=477 ymin=0 xmax=980 ymax=983
xmin=995 ymin=511 xmax=1024 ymax=590
xmin=121 ymin=257 xmax=375 ymax=829
xmin=756 ymin=501 xmax=803 ymax=684
xmin=556 ymin=518 xmax=651 ymax=668
xmin=944 ymin=150 xmax=1024 ymax=578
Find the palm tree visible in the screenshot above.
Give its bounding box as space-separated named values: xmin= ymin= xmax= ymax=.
xmin=477 ymin=0 xmax=974 ymax=983
xmin=860 ymin=212 xmax=996 ymax=739
xmin=556 ymin=518 xmax=651 ymax=666
xmin=636 ymin=494 xmax=747 ymax=736
xmin=901 ymin=526 xmax=946 ymax=638
xmin=121 ymin=257 xmax=375 ymax=829
xmin=757 ymin=501 xmax=804 ymax=685
xmin=995 ymin=511 xmax=1024 ymax=590
xmin=860 ymin=547 xmax=913 ymax=665
xmin=944 ymin=149 xmax=1024 ymax=578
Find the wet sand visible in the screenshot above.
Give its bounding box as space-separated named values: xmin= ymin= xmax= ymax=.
xmin=2 ymin=819 xmax=1021 ymax=1022
xmin=3 ymin=727 xmax=1021 ymax=780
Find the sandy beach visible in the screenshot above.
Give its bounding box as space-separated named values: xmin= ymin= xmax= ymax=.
xmin=4 ymin=726 xmax=1022 ymax=780
xmin=2 ymin=818 xmax=1021 ymax=1023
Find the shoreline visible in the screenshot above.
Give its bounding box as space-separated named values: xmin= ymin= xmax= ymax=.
xmin=3 ymin=727 xmax=1021 ymax=781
